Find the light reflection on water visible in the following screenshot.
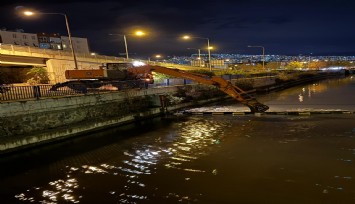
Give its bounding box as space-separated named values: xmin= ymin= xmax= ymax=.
xmin=8 ymin=114 xmax=355 ymax=204
xmin=11 ymin=118 xmax=232 ymax=203
xmin=264 ymin=76 xmax=355 ymax=111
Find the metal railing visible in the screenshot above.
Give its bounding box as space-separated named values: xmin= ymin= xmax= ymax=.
xmin=0 ymin=43 xmax=127 ymax=63
xmin=0 ymin=79 xmax=198 ymax=102
xmin=0 ymin=84 xmax=85 ymax=101
xmin=0 ymin=43 xmax=204 ymax=70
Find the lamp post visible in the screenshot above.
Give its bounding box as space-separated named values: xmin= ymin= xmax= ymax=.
xmin=187 ymin=48 xmax=201 ymax=67
xmin=183 ymin=35 xmax=212 ymax=71
xmin=24 ymin=10 xmax=78 ymax=70
xmin=109 ymin=34 xmax=129 ymax=60
xmin=308 ymin=53 xmax=312 ymax=69
xmin=248 ymin=45 xmax=265 ymax=69
xmin=109 ymin=31 xmax=145 ymax=60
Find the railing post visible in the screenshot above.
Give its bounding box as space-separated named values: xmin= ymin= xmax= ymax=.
xmin=33 ymin=86 xmax=41 ymax=99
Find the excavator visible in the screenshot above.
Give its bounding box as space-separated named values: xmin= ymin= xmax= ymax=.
xmin=50 ymin=63 xmax=269 ymax=113
xmin=131 ymin=65 xmax=269 ymax=113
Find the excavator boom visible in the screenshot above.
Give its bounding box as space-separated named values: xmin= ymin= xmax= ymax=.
xmin=133 ymin=65 xmax=269 ymax=113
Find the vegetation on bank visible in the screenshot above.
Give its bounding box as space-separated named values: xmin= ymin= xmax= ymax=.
xmin=0 ymin=66 xmax=49 ymax=84
xmin=163 ymin=84 xmax=225 ymax=106
xmin=228 ymin=60 xmax=354 ymax=71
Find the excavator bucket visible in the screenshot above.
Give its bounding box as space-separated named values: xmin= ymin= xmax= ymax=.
xmin=243 ymin=99 xmax=270 ymax=113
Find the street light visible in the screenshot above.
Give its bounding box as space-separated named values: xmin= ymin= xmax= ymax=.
xmin=187 ymin=48 xmax=201 ymax=67
xmin=24 ymin=10 xmax=78 ymax=70
xmin=308 ymin=53 xmax=313 ymax=69
xmin=183 ymin=35 xmax=212 ymax=71
xmin=109 ymin=31 xmax=145 ymax=60
xmin=248 ymin=45 xmax=265 ymax=69
xmin=155 ymin=54 xmax=162 ymax=59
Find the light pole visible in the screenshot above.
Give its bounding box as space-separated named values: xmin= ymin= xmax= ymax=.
xmin=24 ymin=10 xmax=78 ymax=70
xmin=183 ymin=35 xmax=212 ymax=71
xmin=248 ymin=45 xmax=265 ymax=69
xmin=187 ymin=48 xmax=201 ymax=67
xmin=109 ymin=34 xmax=129 ymax=59
xmin=308 ymin=53 xmax=312 ymax=69
xmin=109 ymin=31 xmax=145 ymax=60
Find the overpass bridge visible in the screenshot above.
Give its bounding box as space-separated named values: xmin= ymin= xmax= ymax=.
xmin=0 ymin=43 xmax=205 ymax=83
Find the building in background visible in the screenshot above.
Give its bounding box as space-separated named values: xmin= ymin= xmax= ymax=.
xmin=60 ymin=36 xmax=89 ymax=54
xmin=37 ymin=32 xmax=62 ymax=50
xmin=190 ymin=59 xmax=204 ymax=67
xmin=0 ymin=29 xmax=38 ymax=47
xmin=0 ymin=29 xmax=90 ymax=54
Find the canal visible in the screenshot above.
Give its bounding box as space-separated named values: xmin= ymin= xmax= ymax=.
xmin=1 ymin=76 xmax=355 ymax=204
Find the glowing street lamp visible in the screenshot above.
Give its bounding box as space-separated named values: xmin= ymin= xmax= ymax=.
xmin=248 ymin=45 xmax=265 ymax=69
xmin=183 ymin=35 xmax=212 ymax=71
xmin=109 ymin=30 xmax=145 ymax=60
xmin=24 ymin=10 xmax=78 ymax=70
xmin=135 ymin=31 xmax=145 ymax=36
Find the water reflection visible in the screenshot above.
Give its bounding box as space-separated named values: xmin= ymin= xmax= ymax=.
xmin=15 ymin=177 xmax=80 ymax=203
xmin=14 ymin=117 xmax=232 ymax=203
xmin=186 ymin=76 xmax=355 ymax=112
xmin=265 ymin=76 xmax=355 ymax=111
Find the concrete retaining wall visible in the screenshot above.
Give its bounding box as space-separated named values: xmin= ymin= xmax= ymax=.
xmin=0 ymin=86 xmax=180 ymax=153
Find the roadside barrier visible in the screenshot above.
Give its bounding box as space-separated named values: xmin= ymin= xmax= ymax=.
xmin=184 ymin=111 xmax=355 ymax=116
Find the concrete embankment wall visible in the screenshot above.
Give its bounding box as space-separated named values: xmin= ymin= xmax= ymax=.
xmin=0 ymin=86 xmax=183 ymax=153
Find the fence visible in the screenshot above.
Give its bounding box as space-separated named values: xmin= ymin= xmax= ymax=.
xmin=0 ymin=79 xmax=198 ymax=102
xmin=0 ymin=74 xmax=288 ymax=102
xmin=0 ymin=84 xmax=87 ymax=101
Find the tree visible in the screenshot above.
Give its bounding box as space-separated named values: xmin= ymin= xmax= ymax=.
xmin=286 ymin=61 xmax=303 ymax=70
xmin=26 ymin=67 xmax=49 ymax=85
xmin=309 ymin=61 xmax=327 ymax=70
xmin=265 ymin=62 xmax=281 ymax=70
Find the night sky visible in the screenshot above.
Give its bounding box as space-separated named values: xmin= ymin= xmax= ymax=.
xmin=1 ymin=0 xmax=355 ymax=58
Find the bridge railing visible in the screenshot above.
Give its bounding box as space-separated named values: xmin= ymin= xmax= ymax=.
xmin=0 ymin=43 xmax=201 ymax=69
xmin=0 ymin=43 xmax=127 ymax=63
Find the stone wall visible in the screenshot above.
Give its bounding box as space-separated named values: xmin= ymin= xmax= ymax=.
xmin=0 ymin=86 xmax=180 ymax=153
xmin=0 ymin=77 xmax=284 ymax=154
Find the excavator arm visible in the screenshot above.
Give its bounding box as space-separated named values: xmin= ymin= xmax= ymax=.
xmin=132 ymin=65 xmax=269 ymax=113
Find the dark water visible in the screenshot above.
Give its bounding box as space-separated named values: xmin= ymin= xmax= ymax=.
xmin=1 ymin=76 xmax=355 ymax=204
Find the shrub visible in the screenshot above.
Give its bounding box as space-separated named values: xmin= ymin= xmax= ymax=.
xmin=26 ymin=67 xmax=50 ymax=85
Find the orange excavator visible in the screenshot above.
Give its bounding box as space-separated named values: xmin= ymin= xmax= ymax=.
xmin=131 ymin=65 xmax=269 ymax=113
xmin=51 ymin=63 xmax=269 ymax=113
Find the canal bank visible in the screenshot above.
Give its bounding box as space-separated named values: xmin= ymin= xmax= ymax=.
xmin=0 ymin=85 xmax=227 ymax=154
xmin=0 ymin=70 xmax=347 ymax=154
